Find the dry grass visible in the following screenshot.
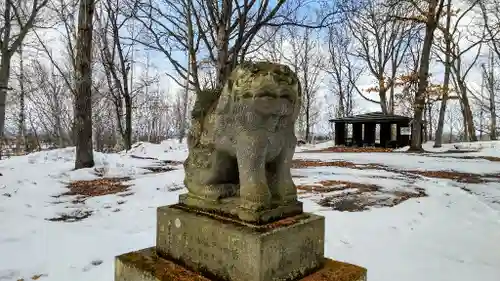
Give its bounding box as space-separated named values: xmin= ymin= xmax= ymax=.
xmin=63 ymin=177 xmax=132 ymax=197
xmin=47 ymin=177 xmax=133 ymax=223
xmin=46 ymin=209 xmax=93 ymax=222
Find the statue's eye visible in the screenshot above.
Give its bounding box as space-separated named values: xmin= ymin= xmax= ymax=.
xmin=280 ymin=94 xmax=293 ymax=102
xmin=242 ymin=92 xmax=253 ymax=98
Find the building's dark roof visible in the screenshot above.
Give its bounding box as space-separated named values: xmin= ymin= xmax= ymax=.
xmin=329 ymin=111 xmax=412 ymax=123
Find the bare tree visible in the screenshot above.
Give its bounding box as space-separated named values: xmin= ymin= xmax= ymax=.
xmin=481 ymin=53 xmax=498 ymax=140
xmin=348 ymin=0 xmax=417 ymax=114
xmin=393 ymin=36 xmax=423 ymax=117
xmin=252 ymin=26 xmax=287 ymax=64
xmin=434 ymin=0 xmax=477 ymax=147
xmin=33 ymin=0 xmax=81 ymax=145
xmin=24 ymin=59 xmax=74 ymax=146
xmin=95 ymin=0 xmax=156 ymax=150
xmin=91 ymin=75 xmax=117 ymax=151
xmin=325 ymin=23 xmax=362 ymax=118
xmin=389 ymin=0 xmax=447 ymax=151
xmin=0 ymin=0 xmax=49 ymax=159
xmin=447 ymin=19 xmax=484 ymax=143
xmin=74 ymin=0 xmax=96 ymax=169
xmin=281 ymin=27 xmax=324 ymax=142
xmin=126 ymin=0 xmax=346 ymax=90
xmin=434 ymin=0 xmax=483 ymax=145
xmin=15 ymin=44 xmax=27 ymax=153
xmin=479 ymin=1 xmax=500 ymax=62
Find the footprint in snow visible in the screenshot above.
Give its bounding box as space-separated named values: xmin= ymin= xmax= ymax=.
xmin=82 ymin=260 xmax=103 ymax=272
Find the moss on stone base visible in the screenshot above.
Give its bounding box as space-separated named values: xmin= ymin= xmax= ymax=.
xmin=115 ymin=247 xmax=209 ymax=281
xmin=301 ymin=259 xmax=367 ymax=281
xmin=115 ymin=247 xmax=367 ymax=281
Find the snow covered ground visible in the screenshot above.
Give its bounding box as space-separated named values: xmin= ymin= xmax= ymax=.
xmin=1 ymin=140 xmax=500 ymax=281
xmin=396 ymin=140 xmax=500 ymax=157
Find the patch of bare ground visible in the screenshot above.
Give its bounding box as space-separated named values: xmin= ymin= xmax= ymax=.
xmin=300 ymin=147 xmax=394 ymax=153
xmin=292 ymin=159 xmax=359 ymax=169
xmin=63 ymin=177 xmax=132 ymax=197
xmin=130 ymin=154 xmax=184 ymax=166
xmin=129 ymin=154 xmax=158 ymax=160
xmin=424 ymin=154 xmax=500 ymax=162
xmin=297 ymin=180 xmax=427 ymax=211
xmin=142 ymin=166 xmax=176 ymax=174
xmin=441 ymin=149 xmax=480 ymax=154
xmin=16 ymin=273 xmax=49 ymax=281
xmin=160 ymin=159 xmax=184 ymax=165
xmin=46 ymin=209 xmax=93 ymax=222
xmin=293 ymin=159 xmax=500 ymax=183
xmin=406 ymin=170 xmax=496 ymax=183
xmin=47 ymin=177 xmax=133 ymax=222
xmin=129 ymin=154 xmax=181 ymax=173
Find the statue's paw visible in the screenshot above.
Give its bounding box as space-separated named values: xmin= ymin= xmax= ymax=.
xmin=239 ymin=195 xmax=272 ymax=211
xmin=271 ymin=195 xmax=297 ymax=206
xmin=186 ymin=185 xmax=221 ymax=200
xmin=187 ymin=183 xmax=238 ymax=201
xmin=270 ymin=182 xmax=297 ymax=202
xmin=239 ymin=200 xmax=266 ymax=211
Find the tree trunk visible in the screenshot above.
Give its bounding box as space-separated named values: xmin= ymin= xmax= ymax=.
xmin=449 ymin=115 xmax=453 ymax=143
xmin=305 ymin=99 xmax=311 ymax=142
xmin=427 ymin=102 xmax=434 ymax=141
xmin=434 ymin=0 xmax=452 ymax=147
xmin=338 ymin=88 xmax=345 ymax=118
xmin=17 ymin=46 xmax=27 ymax=154
xmin=74 ymin=0 xmax=95 ymax=169
xmin=423 ymin=102 xmax=428 ymax=142
xmin=124 ymin=95 xmax=132 ymax=150
xmin=379 ymin=88 xmax=389 ymax=115
xmin=0 ymin=65 xmax=10 ymax=160
xmin=410 ymin=25 xmax=435 ymax=152
xmin=409 ymin=0 xmax=446 ymax=151
xmin=114 ymin=95 xmax=125 ymax=150
xmin=389 ymin=87 xmax=395 ymax=114
xmin=0 ymin=0 xmax=11 ymax=160
xmin=458 ymin=81 xmax=477 ymax=142
xmin=389 ymin=52 xmax=399 ymax=115
xmin=488 ymin=54 xmax=497 ymax=140
xmin=434 ymin=58 xmax=451 ymax=146
xmin=490 ymin=95 xmax=497 ymax=140
xmin=53 ymin=92 xmax=65 ymax=147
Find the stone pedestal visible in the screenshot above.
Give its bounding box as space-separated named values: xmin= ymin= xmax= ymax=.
xmin=116 ymin=248 xmax=367 ymax=281
xmin=157 ymin=205 xmax=324 ymax=281
xmin=115 ymin=204 xmax=367 ymax=281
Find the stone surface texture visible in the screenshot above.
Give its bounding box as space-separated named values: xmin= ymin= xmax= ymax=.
xmin=156 ymin=205 xmax=324 ymax=281
xmin=182 ymin=61 xmax=303 ymax=222
xmin=115 ymin=247 xmax=367 ymax=281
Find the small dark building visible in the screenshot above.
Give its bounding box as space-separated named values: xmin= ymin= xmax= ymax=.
xmin=329 ymin=112 xmax=423 ymax=148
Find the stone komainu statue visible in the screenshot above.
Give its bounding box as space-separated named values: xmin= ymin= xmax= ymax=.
xmin=181 ymin=61 xmax=303 ymax=223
